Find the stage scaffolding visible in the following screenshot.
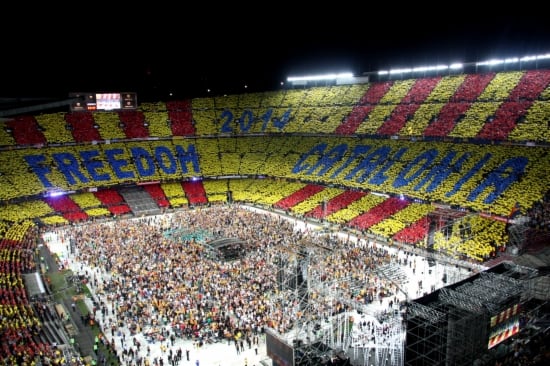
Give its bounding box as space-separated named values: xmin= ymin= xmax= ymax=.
xmin=268 ymin=243 xmax=406 ymax=366
xmin=404 ymin=263 xmax=531 ymax=366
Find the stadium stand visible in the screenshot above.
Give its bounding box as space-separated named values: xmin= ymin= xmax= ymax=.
xmin=0 ymin=65 xmax=550 ymax=365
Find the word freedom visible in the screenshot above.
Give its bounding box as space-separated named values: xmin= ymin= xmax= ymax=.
xmin=25 ymin=144 xmax=200 ymax=188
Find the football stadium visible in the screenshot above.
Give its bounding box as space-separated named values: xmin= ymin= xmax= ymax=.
xmin=0 ymin=54 xmax=550 ymax=366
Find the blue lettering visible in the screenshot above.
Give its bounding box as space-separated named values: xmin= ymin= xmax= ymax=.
xmin=292 ymin=143 xmax=327 ymax=174
xmin=330 ymin=145 xmax=371 ymax=179
xmin=130 ymin=147 xmax=156 ymax=177
xmin=308 ymin=144 xmax=347 ymax=176
xmin=155 ymin=146 xmax=177 ymax=174
xmin=239 ymin=110 xmax=254 ymax=132
xmin=446 ymin=153 xmax=492 ymax=198
xmin=175 ymin=145 xmax=201 ymax=174
xmin=347 ymin=146 xmax=394 ymax=183
xmin=370 ymin=147 xmax=408 ymax=185
xmin=273 ymin=109 xmax=291 ymax=129
xmin=260 ymin=109 xmax=273 ymax=131
xmin=393 ymin=149 xmax=438 ymax=189
xmin=24 ymin=154 xmax=53 ymax=188
xmin=105 ymin=148 xmax=135 ymax=180
xmin=468 ymin=156 xmax=528 ymax=204
xmin=80 ymin=150 xmax=110 ymax=182
xmin=414 ymin=151 xmax=470 ymax=192
xmin=220 ymin=110 xmax=234 ymax=133
xmin=52 ymin=152 xmax=89 ymax=185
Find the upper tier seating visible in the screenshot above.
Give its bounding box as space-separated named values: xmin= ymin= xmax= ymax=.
xmin=0 ymin=68 xmax=549 ymax=262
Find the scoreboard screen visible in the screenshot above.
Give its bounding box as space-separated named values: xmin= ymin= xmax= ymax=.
xmin=69 ymin=92 xmax=137 ymax=112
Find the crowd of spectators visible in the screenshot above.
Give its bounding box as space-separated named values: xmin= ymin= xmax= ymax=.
xmin=0 ymin=221 xmax=59 ymax=365
xmin=46 ymin=204 xmax=416 ymax=365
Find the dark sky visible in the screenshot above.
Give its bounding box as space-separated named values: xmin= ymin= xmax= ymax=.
xmin=2 ymin=15 xmax=550 ymax=105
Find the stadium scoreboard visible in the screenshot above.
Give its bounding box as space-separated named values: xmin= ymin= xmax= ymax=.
xmin=69 ymin=92 xmax=137 ymax=112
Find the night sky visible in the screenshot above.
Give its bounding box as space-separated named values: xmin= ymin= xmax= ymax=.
xmin=2 ymin=14 xmax=550 ymax=106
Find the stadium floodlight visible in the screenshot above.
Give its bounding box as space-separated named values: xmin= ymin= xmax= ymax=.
xmin=389 ymin=68 xmax=413 ymax=75
xmin=290 ymin=51 xmax=549 ymax=86
xmin=477 ymin=52 xmax=550 ymax=67
xmin=412 ymin=64 xmax=449 ymax=72
xmin=520 ymin=55 xmax=538 ymax=62
xmin=391 ymin=64 xmax=458 ymax=75
xmin=286 ymin=72 xmax=353 ymax=82
xmin=378 ymin=62 xmax=464 ymax=76
xmin=480 ymin=59 xmax=506 ymax=66
xmin=518 ymin=53 xmax=550 ymax=62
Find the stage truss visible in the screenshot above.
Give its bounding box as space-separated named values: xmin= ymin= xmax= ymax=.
xmin=268 ymin=242 xmax=406 ymax=366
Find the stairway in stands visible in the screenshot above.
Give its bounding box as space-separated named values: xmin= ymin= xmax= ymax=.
xmin=119 ymin=187 xmax=162 ymax=216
